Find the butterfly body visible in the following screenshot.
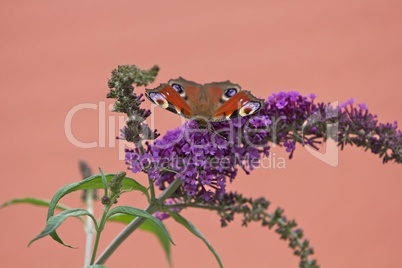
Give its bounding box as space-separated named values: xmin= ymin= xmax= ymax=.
xmin=145 ymin=77 xmax=264 ymax=122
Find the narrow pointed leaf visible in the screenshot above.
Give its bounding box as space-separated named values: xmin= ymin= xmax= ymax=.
xmin=0 ymin=197 xmax=69 ymax=211
xmin=108 ymin=214 xmax=172 ymax=266
xmin=29 ymin=208 xmax=97 ymax=247
xmin=106 ymin=206 xmax=174 ymax=245
xmin=170 ymin=212 xmax=223 ymax=268
xmin=46 ymin=173 xmax=147 ymax=246
xmin=98 ymin=168 xmax=108 ymax=196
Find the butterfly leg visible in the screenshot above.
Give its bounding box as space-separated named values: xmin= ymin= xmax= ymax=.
xmin=208 ymin=123 xmax=228 ymax=141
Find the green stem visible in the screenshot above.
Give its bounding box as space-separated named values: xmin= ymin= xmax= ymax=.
xmin=90 ymin=229 xmax=102 ymax=265
xmin=84 ymin=189 xmax=95 ymax=267
xmin=90 ymin=204 xmax=112 ymax=265
xmin=148 ymin=177 xmax=156 ymax=201
xmin=95 ymin=178 xmax=182 ymax=265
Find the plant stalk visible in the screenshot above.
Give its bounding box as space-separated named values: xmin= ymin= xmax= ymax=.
xmin=84 ymin=189 xmax=95 ymax=267
xmin=95 ymin=178 xmax=182 ymax=265
xmin=90 ymin=202 xmax=112 ymax=265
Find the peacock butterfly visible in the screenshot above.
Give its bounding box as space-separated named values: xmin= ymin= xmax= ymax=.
xmin=145 ymin=77 xmax=264 ymax=121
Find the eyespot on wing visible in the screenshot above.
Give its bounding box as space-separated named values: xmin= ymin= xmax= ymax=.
xmin=239 ymin=101 xmax=262 ymax=116
xmin=147 ymin=92 xmax=169 ymax=109
xmin=145 ymin=84 xmax=193 ymax=117
xmin=213 ymin=90 xmax=264 ymax=119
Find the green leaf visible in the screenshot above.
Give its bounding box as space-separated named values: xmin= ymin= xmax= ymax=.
xmin=170 ymin=212 xmax=223 ymax=268
xmin=46 ymin=173 xmax=147 ymax=247
xmin=0 ymin=197 xmax=69 ymax=211
xmin=29 ymin=208 xmax=97 ymax=247
xmin=86 ymin=265 xmax=107 ymax=268
xmin=98 ymin=168 xmax=109 ymax=197
xmin=106 ymin=206 xmax=174 ymax=245
xmin=108 ymin=214 xmax=172 ymax=266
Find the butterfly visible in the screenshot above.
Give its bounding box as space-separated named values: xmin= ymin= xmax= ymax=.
xmin=145 ymin=77 xmax=264 ymax=122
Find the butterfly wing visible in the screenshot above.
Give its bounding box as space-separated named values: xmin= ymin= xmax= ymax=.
xmin=213 ymin=91 xmax=264 ymax=119
xmin=145 ymin=77 xmax=202 ymax=119
xmin=146 ymin=78 xmax=264 ymax=121
xmin=203 ymin=82 xmax=264 ymax=121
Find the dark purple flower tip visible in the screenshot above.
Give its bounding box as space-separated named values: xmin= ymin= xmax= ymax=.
xmin=288 ymin=91 xmax=300 ymax=102
xmin=155 ymin=211 xmax=170 ymax=221
xmin=154 ymin=199 xmax=182 ymax=220
xmin=339 ymin=98 xmax=355 ymax=108
xmin=358 ymin=103 xmax=367 ymax=110
xmin=284 ymin=140 xmax=296 ymax=153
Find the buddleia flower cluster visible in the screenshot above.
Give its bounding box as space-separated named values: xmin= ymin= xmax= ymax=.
xmin=108 ymin=65 xmax=401 ymax=268
xmin=126 ymin=91 xmax=401 ymax=203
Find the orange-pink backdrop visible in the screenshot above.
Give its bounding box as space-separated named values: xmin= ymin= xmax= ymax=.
xmin=1 ymin=1 xmax=401 ymax=267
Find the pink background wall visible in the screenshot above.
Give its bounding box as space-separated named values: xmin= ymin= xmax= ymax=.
xmin=1 ymin=1 xmax=401 ymax=267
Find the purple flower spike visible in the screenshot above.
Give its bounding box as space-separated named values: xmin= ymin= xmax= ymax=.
xmin=125 ymin=91 xmax=401 ymax=204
